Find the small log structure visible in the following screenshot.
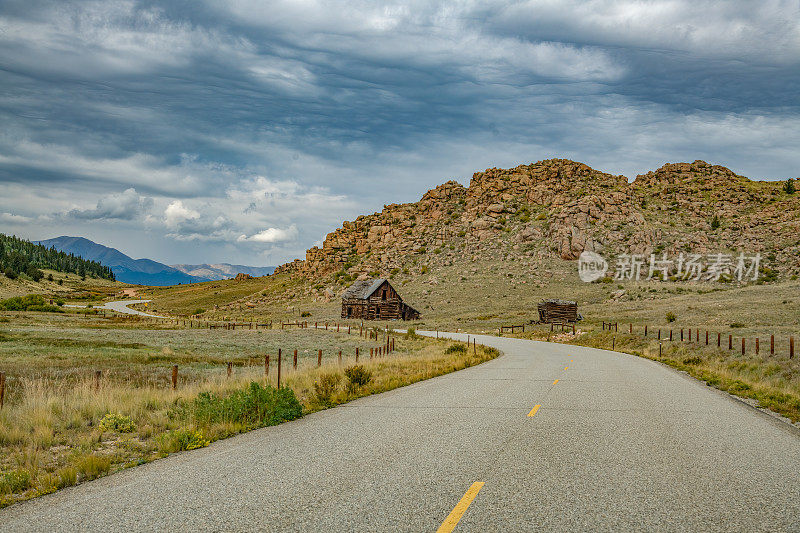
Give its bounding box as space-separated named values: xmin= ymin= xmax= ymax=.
xmin=341 ymin=278 xmax=420 ymax=320
xmin=537 ymin=299 xmax=581 ymax=325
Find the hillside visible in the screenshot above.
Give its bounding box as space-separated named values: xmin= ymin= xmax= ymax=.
xmin=1 ymin=233 xmax=115 ymax=281
xmin=273 ymin=159 xmax=798 ymax=292
xmin=36 ymin=236 xmax=206 ymax=286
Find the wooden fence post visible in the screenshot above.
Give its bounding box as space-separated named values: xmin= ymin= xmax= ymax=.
xmin=771 ymin=334 xmax=775 ymax=355
xmin=705 ymin=331 xmax=709 ymax=345
xmin=370 ymin=347 xmax=374 ymax=359
xmin=728 ymin=335 xmax=732 ymax=350
xmin=644 ymin=325 xmax=647 ymax=337
xmin=1 ymin=372 xmax=5 ymax=409
xmin=265 ymin=354 xmax=270 ymax=377
xmin=718 ymin=332 xmax=721 ymax=347
xmin=658 ymin=329 xmax=661 ymax=340
xmin=791 ymin=337 xmax=795 ymax=359
xmin=629 ymin=323 xmax=632 ymax=334
xmin=293 ymin=349 xmax=298 ymax=369
xmin=741 ymin=338 xmax=745 ymax=355
xmin=681 ymin=328 xmax=684 ymax=342
xmin=615 ymin=323 xmax=618 ymax=332
xmin=277 ymin=349 xmax=282 ymax=388
xmin=318 ymin=349 xmax=322 ymax=367
xmin=171 ymin=365 xmax=178 ymax=390
xmin=339 ymin=350 xmax=343 ymax=365
xmin=94 ymin=370 xmax=101 ymax=390
xmin=612 ymin=336 xmax=615 ymax=350
xmin=756 ymin=338 xmax=759 ymax=355
xmin=356 ymin=348 xmax=360 ymax=363
xmin=659 ymin=342 xmax=662 ymax=357
xmin=670 ymin=329 xmax=673 ymax=341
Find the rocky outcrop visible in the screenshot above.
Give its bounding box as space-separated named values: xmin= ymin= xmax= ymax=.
xmin=272 ymin=159 xmax=800 ymax=289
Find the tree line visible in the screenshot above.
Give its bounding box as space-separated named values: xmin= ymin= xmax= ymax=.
xmin=0 ymin=233 xmax=115 ymax=281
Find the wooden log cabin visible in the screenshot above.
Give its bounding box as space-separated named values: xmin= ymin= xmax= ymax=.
xmin=341 ymin=278 xmax=420 ymax=320
xmin=537 ymin=299 xmax=581 ymax=324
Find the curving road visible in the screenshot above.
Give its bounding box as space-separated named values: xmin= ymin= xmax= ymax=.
xmin=66 ymin=299 xmax=164 ymax=318
xmin=2 ymin=332 xmax=798 ymax=531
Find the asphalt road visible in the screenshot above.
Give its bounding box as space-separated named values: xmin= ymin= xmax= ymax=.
xmin=2 ymin=332 xmax=798 ymax=531
xmin=66 ymin=299 xmax=164 ymax=318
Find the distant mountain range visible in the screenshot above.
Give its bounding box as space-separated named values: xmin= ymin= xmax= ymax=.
xmin=171 ymin=263 xmax=275 ymax=281
xmin=36 ymin=236 xmax=274 ymax=286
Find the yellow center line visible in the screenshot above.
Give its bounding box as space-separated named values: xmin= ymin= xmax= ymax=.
xmin=437 ymin=482 xmax=485 ymax=533
xmin=552 ymin=379 xmax=559 ymax=385
xmin=564 ymin=366 xmax=569 ymax=371
xmin=527 ymin=404 xmax=541 ymax=417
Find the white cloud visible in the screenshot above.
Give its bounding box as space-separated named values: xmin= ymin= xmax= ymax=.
xmin=163 ymin=200 xmax=200 ymax=228
xmin=0 ymin=212 xmax=33 ymax=224
xmin=68 ymin=187 xmax=153 ymax=220
xmin=238 ymin=225 xmax=299 ymax=243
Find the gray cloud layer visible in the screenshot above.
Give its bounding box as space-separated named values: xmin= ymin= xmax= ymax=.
xmin=1 ymin=1 xmax=798 ymax=264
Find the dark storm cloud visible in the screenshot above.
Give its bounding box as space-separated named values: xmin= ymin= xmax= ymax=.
xmin=0 ymin=0 xmax=798 ymax=264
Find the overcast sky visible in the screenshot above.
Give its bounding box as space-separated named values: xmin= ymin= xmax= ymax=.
xmin=1 ymin=1 xmax=798 ymax=266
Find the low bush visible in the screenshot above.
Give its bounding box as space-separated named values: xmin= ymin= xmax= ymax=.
xmin=312 ymin=372 xmax=342 ymax=407
xmin=300 ymin=311 xmax=312 ymax=317
xmin=0 ymin=295 xmax=62 ymax=312
xmin=666 ymin=312 xmax=677 ymax=323
xmin=344 ymin=365 xmax=372 ymax=393
xmin=445 ymin=343 xmax=467 ymax=354
xmin=193 ymin=308 xmax=206 ymax=315
xmin=98 ymin=413 xmax=136 ymax=433
xmin=158 ymin=430 xmax=209 ymax=454
xmin=0 ymin=470 xmax=32 ymax=495
xmin=189 ymin=382 xmax=302 ymax=431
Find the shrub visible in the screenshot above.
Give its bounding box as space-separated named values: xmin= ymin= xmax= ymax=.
xmin=683 ymin=357 xmax=702 ymax=366
xmin=344 ymin=365 xmax=372 ymax=393
xmin=47 ymin=273 xmax=54 ymax=282
xmin=785 ymin=178 xmax=796 ymax=195
xmin=312 ymin=372 xmax=342 ymax=407
xmin=189 ymin=382 xmax=302 ymax=430
xmin=0 ymin=470 xmax=32 ymax=495
xmin=405 ymin=327 xmax=420 ymax=339
xmin=98 ymin=413 xmax=136 ymax=433
xmin=729 ymin=322 xmax=745 ymax=328
xmin=445 ymin=343 xmax=467 ymax=354
xmin=25 ymin=265 xmax=44 ymax=282
xmin=0 ymin=294 xmax=57 ymax=311
xmin=158 ymin=430 xmax=209 ymax=454
xmin=4 ymin=269 xmax=17 ymax=280
xmin=300 ymin=311 xmax=311 ymax=317
xmin=193 ymin=308 xmax=206 ymax=315
xmin=710 ymin=215 xmax=721 ymax=230
xmin=666 ymin=312 xmax=677 ymax=323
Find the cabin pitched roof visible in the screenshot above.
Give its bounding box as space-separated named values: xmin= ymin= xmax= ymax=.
xmin=342 ymin=278 xmax=388 ymax=300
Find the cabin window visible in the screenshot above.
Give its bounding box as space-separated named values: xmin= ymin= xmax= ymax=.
xmin=347 ymin=307 xmax=352 ymax=317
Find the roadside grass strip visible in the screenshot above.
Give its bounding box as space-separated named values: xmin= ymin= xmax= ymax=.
xmin=437 ymin=482 xmax=485 ymax=533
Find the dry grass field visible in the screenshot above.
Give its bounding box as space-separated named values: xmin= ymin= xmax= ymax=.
xmin=142 ymin=257 xmax=800 ymax=424
xmin=0 ymin=310 xmax=497 ymax=507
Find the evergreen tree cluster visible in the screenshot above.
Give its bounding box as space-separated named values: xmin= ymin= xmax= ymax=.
xmin=0 ymin=233 xmax=115 ymax=281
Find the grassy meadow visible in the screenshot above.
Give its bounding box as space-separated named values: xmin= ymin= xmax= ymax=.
xmin=0 ymin=311 xmax=499 ymax=507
